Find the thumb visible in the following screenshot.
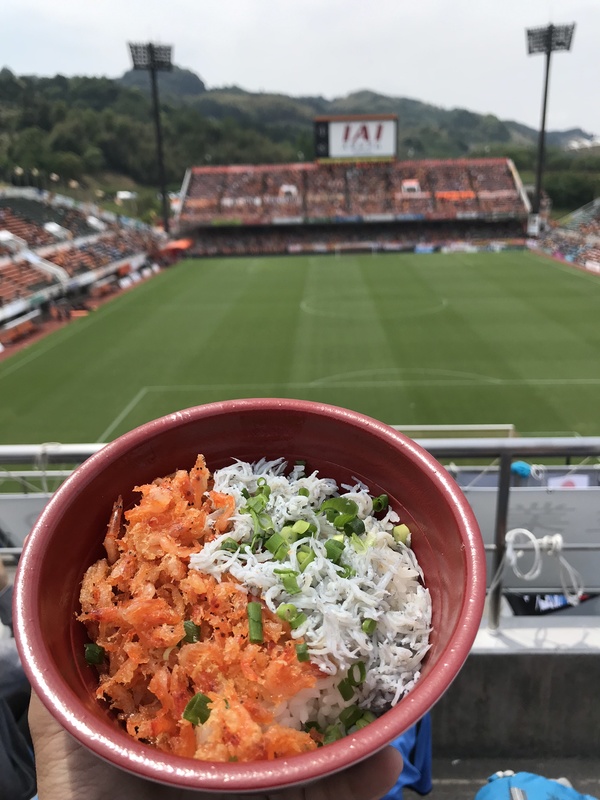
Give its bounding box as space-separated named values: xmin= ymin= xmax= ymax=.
xmin=302 ymin=746 xmax=403 ymax=800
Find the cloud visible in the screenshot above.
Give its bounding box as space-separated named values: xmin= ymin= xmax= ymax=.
xmin=2 ymin=0 xmax=598 ymax=132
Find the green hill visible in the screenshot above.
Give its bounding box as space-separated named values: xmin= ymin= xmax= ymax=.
xmin=0 ymin=64 xmax=598 ymax=213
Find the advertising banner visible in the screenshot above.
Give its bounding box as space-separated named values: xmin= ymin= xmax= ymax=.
xmin=327 ymin=119 xmax=397 ymax=159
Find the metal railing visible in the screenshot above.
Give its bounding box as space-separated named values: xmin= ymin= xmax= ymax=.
xmin=2 ymin=436 xmax=600 ymax=631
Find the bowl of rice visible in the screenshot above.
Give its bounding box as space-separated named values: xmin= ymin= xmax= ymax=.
xmin=14 ymin=398 xmax=485 ymax=792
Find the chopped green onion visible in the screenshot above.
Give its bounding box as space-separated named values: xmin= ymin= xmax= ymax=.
xmin=338 ymin=678 xmax=355 ymax=701
xmin=344 ymin=517 xmax=365 ymax=536
xmin=339 ymin=704 xmax=363 ymax=729
xmin=347 ymin=661 xmax=367 ymax=686
xmin=354 ymin=711 xmax=377 ymax=730
xmin=350 ymin=532 xmax=368 ymax=554
xmin=84 ymin=643 xmax=105 ymax=665
xmin=255 ymin=479 xmax=271 ymax=500
xmin=265 ymin=533 xmax=288 ymax=560
xmin=322 ymin=507 xmax=339 ymax=524
xmin=361 ymin=618 xmax=377 ymax=635
xmin=276 ymin=602 xmax=306 ymax=629
xmin=280 ymin=525 xmax=299 ymax=544
xmin=281 ymin=573 xmax=301 ymax=595
xmin=340 ymin=564 xmax=356 ymax=579
xmin=247 ymin=601 xmax=263 ymax=619
xmin=289 ymin=611 xmax=307 ymax=630
xmin=220 ymin=537 xmax=239 ymax=553
xmin=298 ymin=487 xmax=310 ymax=497
xmin=323 ymin=723 xmax=344 ymax=744
xmin=182 ymin=692 xmax=212 ymax=725
xmin=392 ymin=524 xmax=411 ymax=545
xmin=320 ymin=497 xmax=359 ymax=516
xmin=372 ymin=494 xmax=389 ymax=512
xmin=295 ymin=643 xmax=310 ymax=662
xmin=182 ymin=620 xmax=201 ymax=643
xmin=274 ymin=545 xmax=289 ymax=561
xmin=245 ymin=494 xmax=268 ymax=514
xmin=292 ymin=519 xmax=317 ymax=536
xmin=247 ymin=601 xmax=263 ymax=644
xmin=333 ymin=512 xmax=356 ymax=531
xmin=258 ymin=512 xmax=274 ymax=532
xmin=325 ymin=538 xmax=345 ymax=564
xmin=276 ymin=603 xmax=298 ymax=622
xmin=297 ymin=545 xmax=316 ymax=572
xmin=304 ymin=720 xmax=321 ymax=733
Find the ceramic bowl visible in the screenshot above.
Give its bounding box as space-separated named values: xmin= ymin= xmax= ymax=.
xmin=14 ymin=398 xmax=485 ymax=792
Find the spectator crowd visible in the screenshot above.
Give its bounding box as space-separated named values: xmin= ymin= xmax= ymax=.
xmin=0 ymin=196 xmax=162 ymax=349
xmin=180 ymin=158 xmax=528 ymax=227
xmin=533 ymin=199 xmax=600 ymax=271
xmin=189 ymin=220 xmax=526 ymax=258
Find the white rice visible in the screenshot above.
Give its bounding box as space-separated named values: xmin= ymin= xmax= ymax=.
xmin=189 ymin=458 xmax=432 ymax=729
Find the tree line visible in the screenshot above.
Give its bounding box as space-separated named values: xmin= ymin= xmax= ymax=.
xmin=0 ymin=67 xmax=598 ymax=213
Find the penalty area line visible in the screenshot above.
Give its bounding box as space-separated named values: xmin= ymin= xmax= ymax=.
xmin=96 ymin=387 xmax=149 ymax=443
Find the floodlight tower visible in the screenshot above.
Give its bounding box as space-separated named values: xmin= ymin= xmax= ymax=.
xmin=128 ymin=42 xmax=173 ymax=234
xmin=526 ymin=23 xmax=575 ymax=217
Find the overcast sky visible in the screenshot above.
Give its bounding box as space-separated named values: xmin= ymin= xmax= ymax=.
xmin=4 ymin=0 xmax=598 ymax=134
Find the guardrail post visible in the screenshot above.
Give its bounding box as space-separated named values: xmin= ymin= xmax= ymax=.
xmin=487 ymin=452 xmax=513 ymax=630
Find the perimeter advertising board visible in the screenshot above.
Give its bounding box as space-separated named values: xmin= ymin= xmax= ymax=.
xmin=314 ymin=116 xmax=397 ymax=160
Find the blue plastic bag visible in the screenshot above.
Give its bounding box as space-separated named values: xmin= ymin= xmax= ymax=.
xmin=475 ymin=771 xmax=598 ymax=800
xmin=380 ymin=713 xmax=432 ymax=800
xmin=511 ymin=460 xmax=532 ymax=478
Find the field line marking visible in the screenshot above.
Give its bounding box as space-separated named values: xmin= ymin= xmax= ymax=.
xmin=97 ymin=387 xmax=149 ymax=443
xmin=309 ymin=366 xmax=502 ymax=387
xmin=300 ymin=297 xmax=448 ymax=319
xmin=532 ymin=251 xmax=600 ymax=285
xmin=0 ymin=318 xmax=98 ymax=381
xmin=0 ymin=293 xmax=137 ymax=382
xmin=144 ymin=377 xmax=600 ymax=391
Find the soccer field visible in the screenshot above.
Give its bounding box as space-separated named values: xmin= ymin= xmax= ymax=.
xmin=1 ymin=250 xmax=599 ymax=444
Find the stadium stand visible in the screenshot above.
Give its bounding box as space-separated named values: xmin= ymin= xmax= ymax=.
xmin=0 ymin=205 xmax=55 ymax=249
xmin=177 ymin=157 xmax=529 ymax=256
xmin=0 ymin=190 xmax=163 ymax=350
xmin=532 ymin=196 xmax=600 ymax=273
xmin=0 ymin=197 xmax=98 ymax=240
xmin=0 ymin=155 xmax=531 ymax=346
xmin=560 ymin=198 xmax=600 ymax=238
xmin=187 ymin=220 xmax=526 ymax=258
xmin=44 ymin=231 xmax=157 ymax=278
xmin=0 ymin=259 xmax=58 ymax=306
xmin=346 ymin=162 xmax=390 ymax=216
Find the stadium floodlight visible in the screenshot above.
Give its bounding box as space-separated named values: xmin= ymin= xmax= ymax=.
xmin=129 ymin=43 xmax=173 ymax=72
xmin=526 ymin=23 xmax=575 ymax=217
xmin=128 ymin=42 xmax=173 ymax=234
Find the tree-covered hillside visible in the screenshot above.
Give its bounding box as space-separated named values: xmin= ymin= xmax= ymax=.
xmin=0 ymin=65 xmax=599 ymax=215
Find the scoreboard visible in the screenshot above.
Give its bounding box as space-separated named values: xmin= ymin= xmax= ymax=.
xmin=314 ymin=115 xmax=397 ymax=161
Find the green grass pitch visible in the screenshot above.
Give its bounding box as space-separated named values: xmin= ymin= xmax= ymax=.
xmin=1 ymin=249 xmax=599 ymax=444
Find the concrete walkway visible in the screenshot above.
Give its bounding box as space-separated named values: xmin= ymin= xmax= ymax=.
xmin=406 ymin=757 xmax=600 ymax=799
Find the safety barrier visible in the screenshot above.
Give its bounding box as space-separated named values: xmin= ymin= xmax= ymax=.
xmin=2 ymin=436 xmax=600 ymax=632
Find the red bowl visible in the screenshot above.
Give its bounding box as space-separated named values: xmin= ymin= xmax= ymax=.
xmin=13 ymin=398 xmax=485 ymax=792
